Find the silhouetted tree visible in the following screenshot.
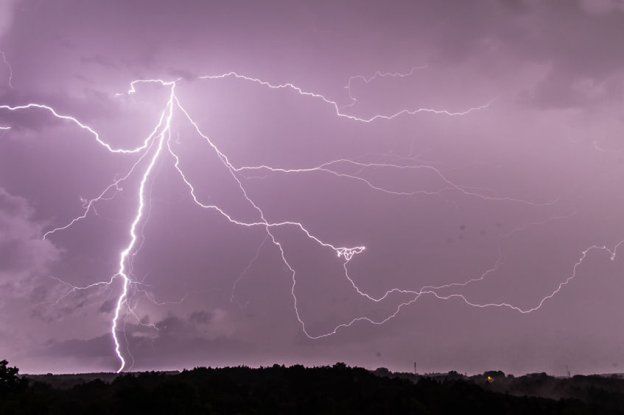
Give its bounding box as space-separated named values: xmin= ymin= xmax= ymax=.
xmin=0 ymin=359 xmax=27 ymax=394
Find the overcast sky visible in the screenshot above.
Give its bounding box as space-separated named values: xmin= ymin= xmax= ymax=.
xmin=2 ymin=0 xmax=624 ymax=375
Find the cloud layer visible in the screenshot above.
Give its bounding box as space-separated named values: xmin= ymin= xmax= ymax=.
xmin=1 ymin=0 xmax=624 ymax=375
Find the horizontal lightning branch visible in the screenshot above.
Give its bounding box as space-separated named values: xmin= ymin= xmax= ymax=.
xmin=235 ymin=159 xmax=556 ymax=206
xmin=200 ymin=71 xmax=493 ymax=122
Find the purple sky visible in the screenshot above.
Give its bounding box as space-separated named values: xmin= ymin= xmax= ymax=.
xmin=2 ymin=0 xmax=624 ymax=375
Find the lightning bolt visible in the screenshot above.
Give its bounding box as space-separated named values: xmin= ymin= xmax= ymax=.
xmin=200 ymin=71 xmax=494 ymax=122
xmin=1 ymin=70 xmax=613 ymax=372
xmin=111 ymin=84 xmax=176 ymax=372
xmin=234 ymin=159 xmax=556 ymax=206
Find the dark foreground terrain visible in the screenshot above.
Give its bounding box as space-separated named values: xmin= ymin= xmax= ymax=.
xmin=2 ymin=360 xmax=624 ymax=414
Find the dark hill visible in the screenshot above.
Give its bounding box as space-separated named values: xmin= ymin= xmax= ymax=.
xmin=2 ymin=360 xmax=624 ymax=414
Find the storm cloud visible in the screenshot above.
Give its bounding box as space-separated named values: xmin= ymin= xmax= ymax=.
xmin=1 ymin=0 xmax=624 ymax=375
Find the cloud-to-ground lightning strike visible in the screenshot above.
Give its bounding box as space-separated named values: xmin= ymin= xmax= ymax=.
xmin=110 ymin=82 xmax=176 ymax=372
xmin=0 ymin=71 xmax=617 ymax=372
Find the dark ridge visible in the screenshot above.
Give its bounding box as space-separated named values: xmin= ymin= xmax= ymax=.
xmin=3 ymin=360 xmax=624 ymax=414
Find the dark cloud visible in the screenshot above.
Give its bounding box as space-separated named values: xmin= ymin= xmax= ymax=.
xmin=0 ymin=187 xmax=59 ymax=286
xmin=43 ymin=334 xmax=112 ymax=359
xmin=98 ymin=299 xmax=114 ymax=314
xmin=37 ymin=311 xmax=254 ymax=370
